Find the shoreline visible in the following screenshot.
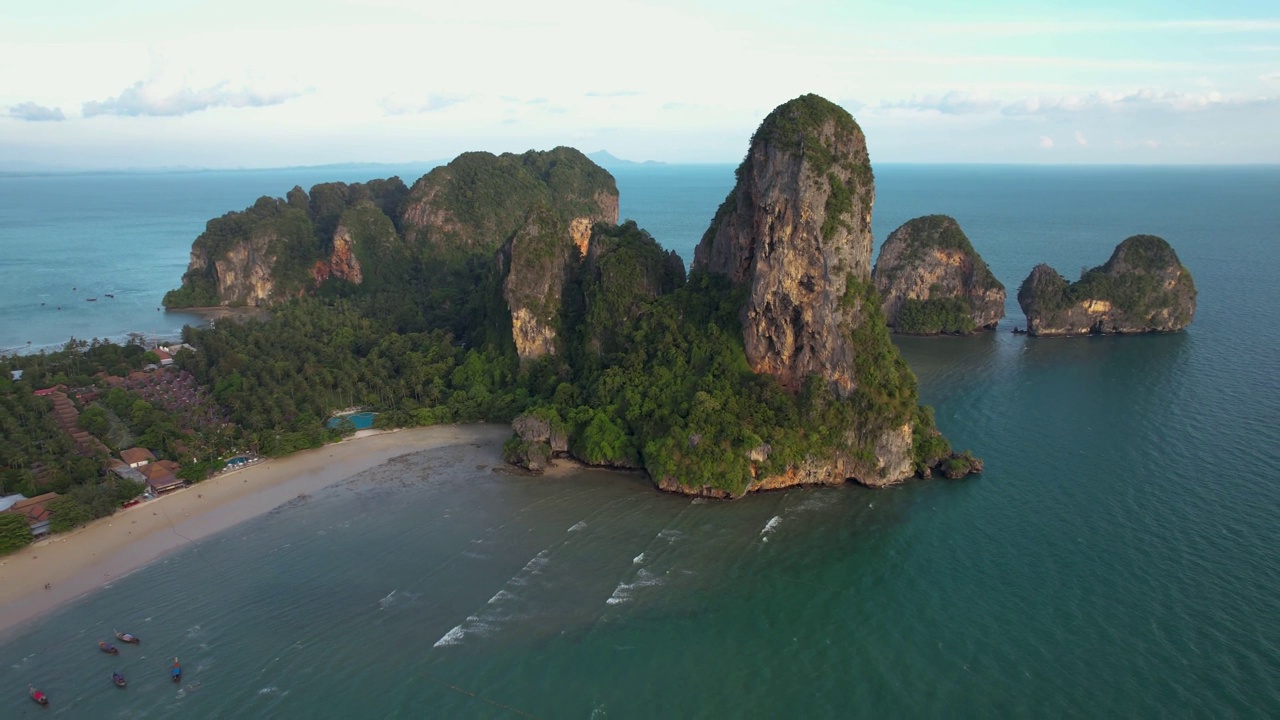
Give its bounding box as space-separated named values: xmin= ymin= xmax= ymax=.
xmin=0 ymin=424 xmax=509 ymax=637
xmin=166 ymin=305 xmax=268 ymax=323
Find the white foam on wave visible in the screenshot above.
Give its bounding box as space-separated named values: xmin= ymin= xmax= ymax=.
xmin=488 ymin=589 xmax=516 ymax=604
xmin=435 ymin=547 xmax=550 ymax=646
xmin=568 ymin=520 xmax=587 ymax=532
xmin=657 ymin=529 xmax=684 ymax=543
xmin=433 ymin=615 xmax=496 ymax=647
xmin=607 ymin=568 xmax=665 ymax=605
xmin=633 ymin=552 xmax=645 ymax=565
xmin=434 ymin=624 xmax=468 ymax=647
xmin=760 ymin=515 xmax=782 ymax=542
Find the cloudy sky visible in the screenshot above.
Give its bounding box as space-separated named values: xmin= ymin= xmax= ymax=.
xmin=3 ymin=0 xmax=1279 ymax=168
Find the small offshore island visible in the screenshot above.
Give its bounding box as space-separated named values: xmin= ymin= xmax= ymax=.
xmin=1017 ymin=235 xmax=1197 ymax=336
xmin=2 ymin=92 xmax=1202 ymax=558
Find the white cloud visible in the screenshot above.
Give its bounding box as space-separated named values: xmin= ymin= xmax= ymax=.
xmin=1144 ymin=139 xmax=1161 ymax=149
xmin=379 ymin=95 xmax=467 ymax=116
xmin=585 ymin=90 xmax=641 ymax=98
xmin=879 ymin=91 xmax=1001 ymax=115
xmin=1038 ymin=136 xmax=1055 ymax=149
xmin=1075 ymin=131 xmax=1088 ymax=146
xmin=1001 ymin=88 xmax=1277 ymax=115
xmin=8 ymin=102 xmax=65 ymax=121
xmin=82 ymin=79 xmax=300 ymax=118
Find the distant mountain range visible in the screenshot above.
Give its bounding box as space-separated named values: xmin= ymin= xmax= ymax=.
xmin=586 ymin=151 xmax=666 ymax=169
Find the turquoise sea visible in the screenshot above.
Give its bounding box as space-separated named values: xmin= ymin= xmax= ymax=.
xmin=2 ymin=164 xmax=1279 ymax=717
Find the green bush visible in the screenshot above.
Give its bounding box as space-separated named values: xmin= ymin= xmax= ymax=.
xmin=47 ymin=496 xmax=94 ymax=533
xmin=897 ymin=297 xmax=977 ymax=334
xmin=0 ymin=513 xmax=33 ymax=555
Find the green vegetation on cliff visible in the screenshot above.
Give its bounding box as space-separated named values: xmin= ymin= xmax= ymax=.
xmin=165 ymin=147 xmax=617 ymax=323
xmin=504 ymin=237 xmax=923 ymax=496
xmin=897 ymin=297 xmax=977 ymax=334
xmin=750 ymin=94 xmax=869 ymax=179
xmin=876 ymin=215 xmax=1001 ymax=291
xmin=1018 ymin=234 xmax=1196 ymax=325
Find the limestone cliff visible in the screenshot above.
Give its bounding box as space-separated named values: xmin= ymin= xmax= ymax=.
xmin=498 ymin=206 xmax=574 ymax=360
xmin=1017 ymin=235 xmax=1196 ymax=336
xmin=694 ymin=94 xmax=874 ymax=396
xmin=398 ymin=147 xmax=618 ymax=357
xmin=211 ymin=231 xmax=280 ymax=306
xmin=872 ymin=215 xmax=1005 ymax=334
xmin=164 ymin=181 xmax=405 ymax=309
xmin=164 ymin=147 xmax=619 ymax=358
xmin=312 ymin=224 xmax=364 ymax=285
xmin=684 ymin=93 xmax=936 ymax=492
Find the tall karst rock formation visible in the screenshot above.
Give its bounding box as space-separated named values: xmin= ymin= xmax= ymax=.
xmin=694 ymin=94 xmax=875 ymax=396
xmin=692 ymin=94 xmax=920 ymax=487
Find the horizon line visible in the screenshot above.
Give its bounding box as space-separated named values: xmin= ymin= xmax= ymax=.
xmin=4 ymin=160 xmax=1280 ymax=177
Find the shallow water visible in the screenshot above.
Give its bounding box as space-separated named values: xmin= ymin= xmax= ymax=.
xmin=2 ymin=164 xmax=1279 ymax=716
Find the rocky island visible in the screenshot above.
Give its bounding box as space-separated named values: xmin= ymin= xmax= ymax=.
xmin=16 ymin=94 xmax=978 ymax=513
xmin=508 ymin=94 xmax=981 ymax=495
xmin=1017 ymin=234 xmax=1196 ymax=336
xmin=872 ymin=215 xmax=1005 ymax=334
xmin=163 ymin=147 xmax=617 ymax=329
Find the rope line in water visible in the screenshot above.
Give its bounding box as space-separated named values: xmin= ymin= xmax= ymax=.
xmin=158 ymin=498 xmax=236 ymax=585
xmin=421 ymin=672 xmax=543 ymax=719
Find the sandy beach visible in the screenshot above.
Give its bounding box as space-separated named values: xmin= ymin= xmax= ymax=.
xmin=0 ymin=424 xmax=510 ymax=636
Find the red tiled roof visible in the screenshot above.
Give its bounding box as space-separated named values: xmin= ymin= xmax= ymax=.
xmin=139 ymin=464 xmax=173 ymax=481
xmin=6 ymin=492 xmax=59 ymax=524
xmin=154 ymin=460 xmax=181 ymax=473
xmin=120 ymin=447 xmax=156 ymax=465
xmin=146 ymin=473 xmax=184 ymax=492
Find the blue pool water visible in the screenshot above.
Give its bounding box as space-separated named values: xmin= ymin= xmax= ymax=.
xmin=326 ymin=412 xmax=376 ymax=430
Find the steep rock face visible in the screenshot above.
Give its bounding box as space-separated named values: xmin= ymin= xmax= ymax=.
xmin=688 ymin=94 xmax=921 ymax=491
xmin=165 ymin=181 xmax=405 ymax=308
xmin=164 ymin=151 xmax=616 ymax=316
xmin=872 ymin=215 xmax=1005 ymax=334
xmin=498 ymin=206 xmax=574 ymax=360
xmin=1017 ymin=235 xmax=1196 ymax=336
xmin=694 ymin=94 xmax=874 ymax=395
xmin=212 ymin=231 xmax=279 ymax=306
xmin=312 ymin=224 xmax=364 ymax=285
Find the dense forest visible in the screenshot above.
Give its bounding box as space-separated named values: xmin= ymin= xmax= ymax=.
xmin=3 ymin=125 xmax=980 ymax=551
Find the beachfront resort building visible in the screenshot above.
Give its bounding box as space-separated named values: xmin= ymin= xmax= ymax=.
xmin=121 ymin=447 xmax=156 ymax=468
xmin=139 ymin=461 xmax=184 ymax=494
xmin=0 ymin=493 xmax=27 ymax=512
xmin=3 ymin=492 xmax=60 ymax=537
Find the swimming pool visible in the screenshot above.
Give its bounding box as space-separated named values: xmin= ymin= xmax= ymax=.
xmin=326 ymin=412 xmax=376 ymax=430
xmin=225 ymin=456 xmax=251 ymax=468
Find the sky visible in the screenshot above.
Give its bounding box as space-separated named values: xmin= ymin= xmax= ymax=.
xmin=2 ymin=0 xmax=1279 ymax=168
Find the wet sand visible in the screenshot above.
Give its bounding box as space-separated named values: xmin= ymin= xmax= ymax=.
xmin=0 ymin=424 xmax=510 ymax=635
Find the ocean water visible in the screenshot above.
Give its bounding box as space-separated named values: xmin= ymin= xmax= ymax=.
xmin=0 ymin=164 xmax=441 ymax=352
xmin=2 ymin=164 xmax=1280 ymax=717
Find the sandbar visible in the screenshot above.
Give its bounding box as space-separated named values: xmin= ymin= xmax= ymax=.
xmin=0 ymin=424 xmax=510 ymax=636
